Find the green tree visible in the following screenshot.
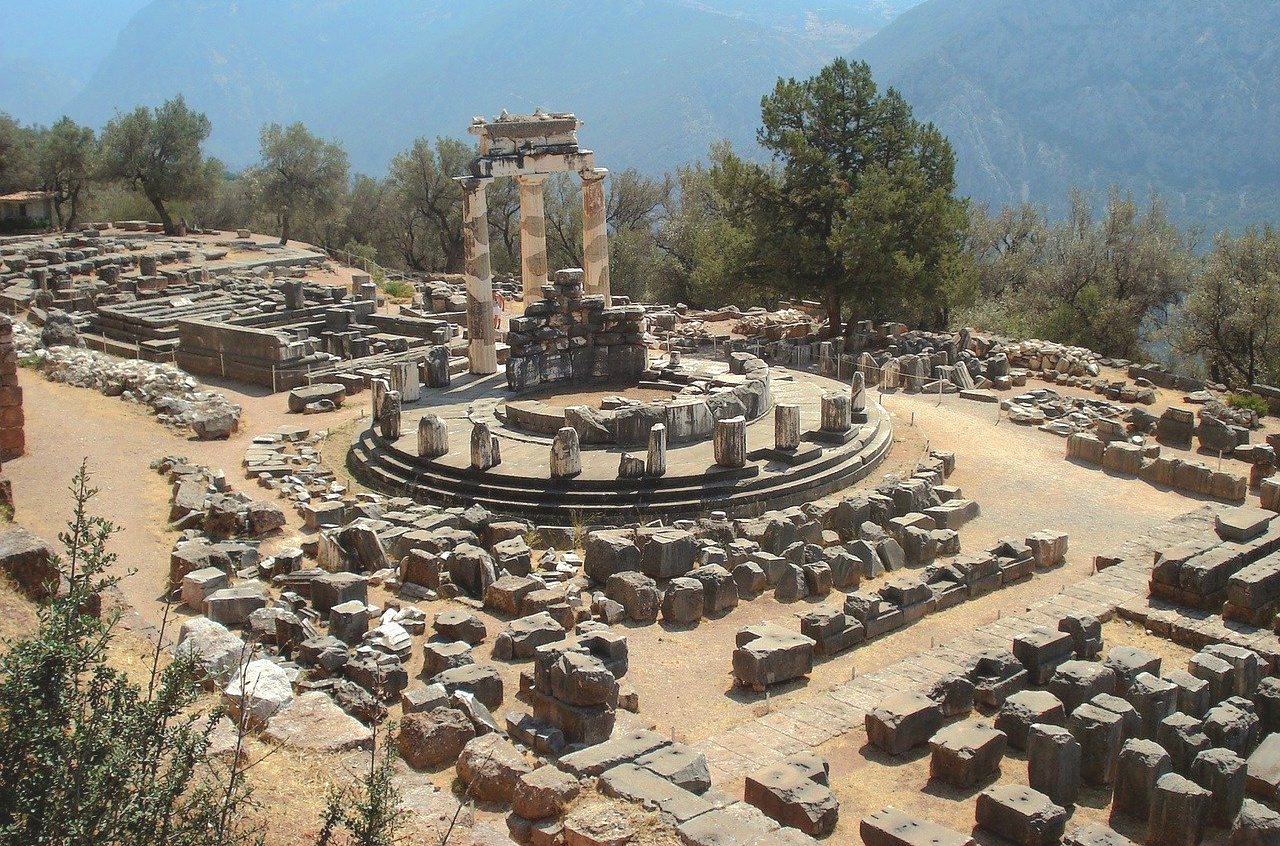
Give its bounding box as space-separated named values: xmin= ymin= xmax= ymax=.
xmin=36 ymin=117 xmax=97 ymax=229
xmin=256 ymin=122 xmax=349 ymax=246
xmin=1176 ymin=226 xmax=1280 ymax=388
xmin=0 ymin=113 xmax=38 ymax=195
xmin=0 ymin=463 xmax=263 ymax=846
xmin=98 ymin=95 xmax=212 ymax=235
xmin=387 ymin=137 xmax=471 ymax=272
xmin=710 ymin=58 xmax=968 ymax=334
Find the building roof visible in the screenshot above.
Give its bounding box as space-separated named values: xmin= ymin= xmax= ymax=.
xmin=0 ymin=191 xmax=54 ymax=204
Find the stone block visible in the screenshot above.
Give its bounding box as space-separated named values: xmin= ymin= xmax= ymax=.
xmin=1027 ymin=723 xmax=1081 ymax=807
xmin=996 ymin=690 xmax=1067 ymax=750
xmin=744 ymin=754 xmax=838 ymax=837
xmin=732 ymin=625 xmax=815 ymax=691
xmin=867 ymin=692 xmax=945 ymax=756
xmin=1049 ymin=660 xmax=1117 ymax=713
xmin=1070 ymin=702 xmax=1125 ymax=786
xmin=976 ymin=785 xmax=1068 ymax=846
xmin=1112 ymin=739 xmax=1173 ymax=819
xmin=1191 ymin=747 xmax=1247 ymax=827
xmin=861 ymin=806 xmax=975 ymax=846
xmin=1149 ymin=773 xmax=1211 ymax=846
xmin=929 ymin=721 xmax=1007 ymax=788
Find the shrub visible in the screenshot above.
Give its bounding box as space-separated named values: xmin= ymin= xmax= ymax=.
xmin=1227 ymin=392 xmax=1269 ymax=418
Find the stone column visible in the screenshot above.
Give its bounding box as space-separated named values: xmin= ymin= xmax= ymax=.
xmin=371 ymin=377 xmax=390 ymax=420
xmin=551 ymin=427 xmax=583 ymax=479
xmin=775 ymin=404 xmax=800 ymax=451
xmin=517 ymin=174 xmax=550 ymax=304
xmin=390 ymin=361 xmax=421 ymax=403
xmin=425 ymin=345 xmax=451 ymax=388
xmin=647 ymin=423 xmax=667 ymax=478
xmin=580 ymin=168 xmax=610 ymax=303
xmin=458 ymin=176 xmax=497 ymax=375
xmin=471 ymin=421 xmax=500 ymax=471
xmin=821 ymin=393 xmax=851 ymax=433
xmin=714 ymin=416 xmax=746 ymax=468
xmin=419 ymin=415 xmax=449 ymax=458
xmin=380 ymin=390 xmax=402 ymax=440
xmin=851 ymin=371 xmax=867 ymax=418
xmin=283 ymin=279 xmax=304 ymax=309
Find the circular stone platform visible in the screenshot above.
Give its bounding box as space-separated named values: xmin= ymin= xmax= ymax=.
xmin=347 ymin=359 xmax=893 ymax=523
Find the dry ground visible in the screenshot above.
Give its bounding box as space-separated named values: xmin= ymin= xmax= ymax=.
xmin=0 ymin=349 xmax=1261 ymax=844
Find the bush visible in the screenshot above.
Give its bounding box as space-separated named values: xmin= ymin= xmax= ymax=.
xmin=380 ymin=279 xmax=414 ymax=300
xmin=0 ymin=462 xmax=265 ymax=846
xmin=1227 ymin=393 xmax=1269 ymax=418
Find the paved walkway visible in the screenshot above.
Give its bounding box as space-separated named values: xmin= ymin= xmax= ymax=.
xmin=691 ymin=505 xmax=1246 ymax=783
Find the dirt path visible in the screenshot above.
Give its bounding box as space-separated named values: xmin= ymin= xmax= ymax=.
xmin=4 ymin=368 xmax=365 ymax=630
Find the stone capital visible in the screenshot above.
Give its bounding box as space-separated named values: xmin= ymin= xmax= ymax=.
xmin=579 ymin=167 xmax=609 ymax=184
xmin=455 ymin=175 xmax=494 ymax=193
xmin=516 ymin=173 xmax=549 ymax=187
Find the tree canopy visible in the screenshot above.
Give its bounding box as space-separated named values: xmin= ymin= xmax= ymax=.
xmin=98 ymin=96 xmax=212 ymax=234
xmin=36 ymin=117 xmax=96 ymax=229
xmin=256 ymin=122 xmax=349 ymax=245
xmin=706 ymin=58 xmax=970 ymax=334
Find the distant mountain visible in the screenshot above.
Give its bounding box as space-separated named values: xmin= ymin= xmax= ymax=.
xmin=854 ymin=0 xmax=1280 ymax=230
xmin=53 ymin=0 xmax=922 ymax=174
xmin=0 ymin=0 xmax=151 ymax=124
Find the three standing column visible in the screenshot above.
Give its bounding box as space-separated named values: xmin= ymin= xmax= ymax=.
xmin=458 ymin=176 xmax=498 ymax=375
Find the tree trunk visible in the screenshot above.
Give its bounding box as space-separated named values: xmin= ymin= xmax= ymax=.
xmin=143 ymin=181 xmax=177 ymax=235
xmin=280 ymin=208 xmax=291 ymax=246
xmin=65 ymin=192 xmax=80 ymax=231
xmin=825 ymin=281 xmax=843 ymax=338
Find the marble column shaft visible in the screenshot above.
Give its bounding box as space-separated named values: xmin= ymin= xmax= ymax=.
xmin=580 ymin=168 xmax=611 ymax=303
xmin=517 ymin=174 xmax=550 ymax=305
xmin=458 ymin=176 xmax=497 ymax=375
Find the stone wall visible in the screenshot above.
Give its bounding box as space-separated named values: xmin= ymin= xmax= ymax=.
xmin=505 ymin=270 xmax=646 ymax=393
xmin=0 ymin=316 xmax=22 ymax=458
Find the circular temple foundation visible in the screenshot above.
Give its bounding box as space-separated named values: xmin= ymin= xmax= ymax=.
xmin=347 ymin=355 xmax=893 ymax=523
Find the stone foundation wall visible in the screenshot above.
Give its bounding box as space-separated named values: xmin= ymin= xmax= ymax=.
xmin=0 ymin=316 xmax=22 ymax=458
xmin=505 ymin=271 xmax=647 ymax=392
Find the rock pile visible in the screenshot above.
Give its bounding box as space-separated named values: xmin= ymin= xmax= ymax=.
xmin=16 ymin=321 xmax=241 ymax=439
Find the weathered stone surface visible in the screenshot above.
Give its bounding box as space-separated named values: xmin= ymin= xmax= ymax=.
xmin=976 ymin=785 xmax=1068 ymax=846
xmin=262 ymin=691 xmax=373 ymax=752
xmin=1113 ymin=739 xmax=1173 ymax=819
xmin=930 ymin=721 xmax=1007 ymax=788
xmin=997 ymin=691 xmax=1066 ymax=750
xmin=434 ymin=609 xmax=487 ymax=644
xmin=1028 ymin=723 xmax=1081 ymax=807
xmin=493 ymin=612 xmax=567 ymax=660
xmin=1232 ymin=799 xmax=1280 ymax=846
xmin=456 ymin=733 xmax=531 ymax=803
xmin=868 ymin=692 xmax=945 ymax=756
xmin=661 ymin=577 xmax=704 ymax=624
xmin=1149 ymin=773 xmax=1211 ymax=846
xmin=223 ymin=659 xmax=294 ymax=728
xmin=733 ymin=624 xmax=815 ymax=691
xmin=435 ymin=663 xmax=504 ymax=710
xmin=176 ymin=616 xmax=246 ymax=686
xmin=399 ymin=706 xmax=477 ymax=769
xmin=861 ymin=806 xmax=975 ymax=846
xmin=512 ymin=763 xmax=581 ymax=820
xmin=1192 ymin=747 xmax=1247 ymax=828
xmin=744 ymin=753 xmax=838 ymax=837
xmin=606 ymin=571 xmax=661 ymax=623
xmin=558 ymin=728 xmax=670 ymax=777
xmin=635 ymin=742 xmax=711 ymax=795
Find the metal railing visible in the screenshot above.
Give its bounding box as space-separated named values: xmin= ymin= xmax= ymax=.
xmin=324 ymin=247 xmax=415 ymax=288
